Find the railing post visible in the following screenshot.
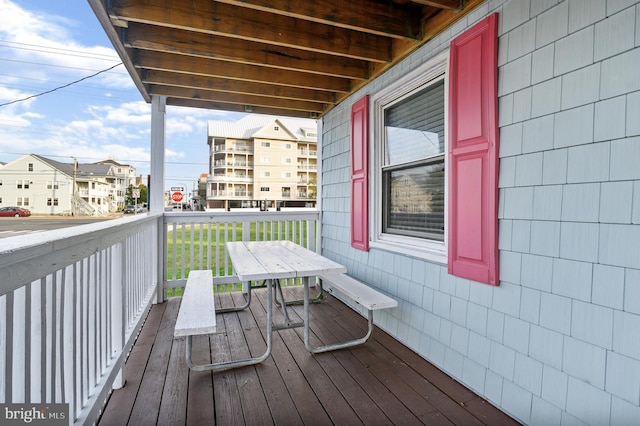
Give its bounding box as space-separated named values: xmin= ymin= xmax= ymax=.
xmin=242 ymin=221 xmax=251 ymax=294
xmin=111 ymin=243 xmax=125 ymax=389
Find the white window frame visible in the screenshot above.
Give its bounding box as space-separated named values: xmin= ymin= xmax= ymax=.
xmin=369 ymin=50 xmax=449 ymax=264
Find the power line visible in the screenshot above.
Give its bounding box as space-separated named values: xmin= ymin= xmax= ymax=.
xmin=0 ymin=39 xmax=120 ymax=61
xmin=0 ymin=63 xmax=123 ymax=108
xmin=0 ymin=57 xmax=123 ymax=74
xmin=0 ymin=72 xmax=135 ymax=93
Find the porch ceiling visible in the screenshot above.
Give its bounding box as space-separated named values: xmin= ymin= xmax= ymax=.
xmin=89 ymin=0 xmax=483 ymax=118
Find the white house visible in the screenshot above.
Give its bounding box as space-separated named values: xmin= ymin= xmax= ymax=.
xmin=0 ymin=154 xmax=137 ymax=215
xmin=94 ymin=158 xmax=138 ymax=210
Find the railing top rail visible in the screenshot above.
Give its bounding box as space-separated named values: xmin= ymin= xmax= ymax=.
xmin=0 ymin=213 xmax=161 ymax=296
xmin=163 ymin=209 xmax=319 ymax=224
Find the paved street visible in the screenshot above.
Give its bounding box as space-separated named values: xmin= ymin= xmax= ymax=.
xmin=0 ymin=215 xmax=122 ymax=239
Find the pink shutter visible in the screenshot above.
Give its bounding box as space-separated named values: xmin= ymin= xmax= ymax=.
xmin=351 ymin=95 xmax=369 ymax=251
xmin=448 ymin=14 xmax=499 ymax=285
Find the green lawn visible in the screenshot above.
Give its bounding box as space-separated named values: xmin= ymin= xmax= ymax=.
xmin=165 ymin=220 xmax=312 ymax=296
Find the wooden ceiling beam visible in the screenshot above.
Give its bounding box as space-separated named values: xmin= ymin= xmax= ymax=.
xmin=409 ymin=0 xmax=460 ymax=9
xmin=214 ymin=0 xmax=423 ymax=39
xmin=148 ymin=85 xmax=327 ymax=113
xmin=167 ymin=98 xmax=319 ymax=119
xmin=109 ymin=0 xmax=393 ymax=63
xmin=134 ymin=51 xmax=352 ymax=93
xmin=141 ymin=70 xmax=336 ymax=105
xmin=124 ymin=23 xmax=370 ymax=80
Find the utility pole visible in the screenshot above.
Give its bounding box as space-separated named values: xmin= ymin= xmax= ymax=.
xmin=72 ymin=157 xmax=77 ymax=216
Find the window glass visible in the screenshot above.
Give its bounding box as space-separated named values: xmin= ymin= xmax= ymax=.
xmin=382 ymin=77 xmax=445 ymax=241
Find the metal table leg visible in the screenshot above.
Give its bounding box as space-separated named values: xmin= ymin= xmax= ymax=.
xmin=185 ymin=278 xmax=274 ymax=372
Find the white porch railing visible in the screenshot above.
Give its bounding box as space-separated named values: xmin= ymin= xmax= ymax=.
xmin=0 ymin=210 xmax=320 ymax=425
xmin=0 ymin=214 xmax=161 ymax=425
xmin=162 ymin=209 xmax=320 ymax=294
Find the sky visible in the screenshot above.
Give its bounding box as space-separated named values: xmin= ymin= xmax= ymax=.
xmin=0 ymin=0 xmax=246 ymax=191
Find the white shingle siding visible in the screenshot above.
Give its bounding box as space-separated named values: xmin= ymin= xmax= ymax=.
xmin=320 ymin=0 xmax=640 ymax=423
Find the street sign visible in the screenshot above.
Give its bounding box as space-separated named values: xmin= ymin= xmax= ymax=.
xmin=132 ymin=188 xmax=140 ymax=199
xmin=171 ymin=191 xmax=184 ymax=202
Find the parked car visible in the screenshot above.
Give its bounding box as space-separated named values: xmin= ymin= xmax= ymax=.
xmin=124 ymin=205 xmax=146 ymax=214
xmin=0 ymin=206 xmax=31 ymax=217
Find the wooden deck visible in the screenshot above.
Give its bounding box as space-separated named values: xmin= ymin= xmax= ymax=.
xmin=98 ymin=286 xmax=520 ymax=425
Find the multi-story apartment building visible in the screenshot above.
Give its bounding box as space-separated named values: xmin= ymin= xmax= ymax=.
xmin=206 ymin=115 xmax=317 ymax=210
xmin=0 ymin=154 xmax=137 ymax=215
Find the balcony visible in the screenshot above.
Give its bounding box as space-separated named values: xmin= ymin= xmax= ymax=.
xmin=0 ymin=211 xmax=517 ymax=425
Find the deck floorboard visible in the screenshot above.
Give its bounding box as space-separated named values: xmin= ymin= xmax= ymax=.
xmin=98 ymin=287 xmax=520 ymax=425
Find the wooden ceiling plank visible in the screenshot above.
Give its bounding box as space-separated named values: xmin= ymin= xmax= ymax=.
xmin=167 ymin=98 xmax=319 ymax=119
xmin=124 ymin=23 xmax=369 ymax=80
xmin=109 ymin=0 xmax=392 ymax=63
xmin=409 ymin=0 xmax=460 ymax=9
xmin=214 ymin=0 xmax=422 ymax=40
xmin=148 ymin=85 xmax=327 ymax=113
xmin=142 ymin=70 xmax=336 ymax=105
xmin=134 ymin=51 xmax=352 ymax=93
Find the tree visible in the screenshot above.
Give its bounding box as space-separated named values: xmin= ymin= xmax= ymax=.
xmin=125 ymin=184 xmax=148 ymax=206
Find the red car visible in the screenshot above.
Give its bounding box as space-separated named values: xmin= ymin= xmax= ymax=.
xmin=0 ymin=206 xmax=32 ymax=217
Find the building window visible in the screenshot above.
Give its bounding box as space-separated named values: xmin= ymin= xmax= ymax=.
xmin=46 ymin=181 xmax=59 ymax=190
xmin=16 ymin=180 xmax=29 ymax=189
xmin=17 ymin=197 xmax=29 ymax=206
xmin=282 ymin=172 xmax=291 ymax=178
xmin=47 ymin=198 xmax=59 ymax=206
xmin=274 ymin=126 xmax=279 ymax=131
xmin=262 ymin=171 xmax=271 ymax=177
xmin=28 ymin=163 xmax=33 ymax=171
xmin=260 ymin=187 xmax=270 ymax=192
xmin=284 ymin=143 xmax=292 ymax=149
xmin=261 ymin=142 xmax=271 ymax=148
xmin=282 ymin=158 xmax=292 ymax=164
xmin=261 ymin=156 xmax=271 ymax=163
xmin=371 ymin=51 xmax=448 ymax=260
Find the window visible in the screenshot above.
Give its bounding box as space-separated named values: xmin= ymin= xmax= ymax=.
xmin=16 ymin=180 xmax=29 ymax=189
xmin=17 ymin=197 xmax=29 ymax=206
xmin=261 ymin=142 xmax=271 ymax=148
xmin=284 ymin=143 xmax=292 ymax=149
xmin=262 ymin=171 xmax=271 ymax=177
xmin=28 ymin=163 xmax=33 ymax=171
xmin=370 ymin=51 xmax=449 ymax=260
xmin=383 ymin=79 xmax=445 ymax=241
xmin=273 ymin=126 xmax=279 ymax=131
xmin=282 ymin=172 xmax=292 ymax=178
xmin=47 ymin=198 xmax=59 ymax=206
xmin=261 ymin=156 xmax=271 ymax=163
xmin=352 ymin=14 xmax=499 ymax=284
xmin=282 ymin=157 xmax=292 ymax=164
xmin=260 ymin=187 xmax=270 ymax=192
xmin=46 ymin=181 xmax=59 ymax=189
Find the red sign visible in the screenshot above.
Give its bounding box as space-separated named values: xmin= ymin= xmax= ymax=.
xmin=171 ymin=191 xmax=183 ymax=202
